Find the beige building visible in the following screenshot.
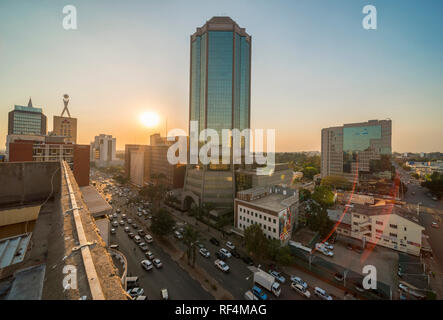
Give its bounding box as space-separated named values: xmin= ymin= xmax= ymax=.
xmin=53 ymin=116 xmax=77 ymax=144
xmin=328 ymin=203 xmax=425 ymax=256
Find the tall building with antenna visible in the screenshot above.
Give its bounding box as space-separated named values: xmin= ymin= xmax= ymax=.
xmin=53 ymin=94 xmax=77 ymax=143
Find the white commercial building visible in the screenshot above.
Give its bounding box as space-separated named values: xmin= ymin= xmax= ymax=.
xmin=90 ymin=134 xmax=122 ymax=167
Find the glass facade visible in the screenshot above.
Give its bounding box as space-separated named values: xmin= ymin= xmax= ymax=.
xmin=11 ymin=105 xmax=44 ymax=135
xmin=343 ymin=125 xmax=381 ymax=152
xmin=190 ymin=29 xmax=250 ymax=136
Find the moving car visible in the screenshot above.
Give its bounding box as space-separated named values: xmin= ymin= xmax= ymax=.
xmin=215 ymin=251 xmax=226 ymax=261
xmin=111 ymin=228 xmax=116 ymax=234
xmin=141 ymin=260 xmax=153 ymax=271
xmin=323 ymin=242 xmax=334 ymax=250
xmin=128 ymin=219 xmax=133 ymax=224
xmin=138 ymin=229 xmax=146 ymax=237
xmin=161 ymin=288 xmax=169 ymax=300
xmin=122 ymin=214 xmax=127 ymax=219
xmin=252 ymin=286 xmax=267 ymax=300
xmin=145 ymin=251 xmax=154 ymax=260
xmin=124 ymin=227 xmax=130 ymax=233
xmin=112 ymin=221 xmax=118 ymax=227
xmin=132 ymin=223 xmax=138 ymax=229
xmin=291 ymin=282 xmax=311 ymax=299
xmin=153 ymin=258 xmax=163 ymax=268
xmin=128 ymin=232 xmax=135 ymax=239
xmin=119 ymin=220 xmax=125 ymax=226
xmin=314 ymin=287 xmax=333 ymax=300
xmin=226 ymin=241 xmax=235 ymax=250
xmin=127 ymin=287 xmax=144 ymax=298
xmin=268 ymin=270 xmax=286 ymax=284
xmin=109 ymin=244 xmax=119 ymax=249
xmin=199 ymin=248 xmax=211 ymax=258
xmin=214 ymin=259 xmax=230 ymax=273
xmin=431 ymin=222 xmax=439 ymax=229
xmin=209 ymin=237 xmax=220 ymax=246
xmin=138 ymin=242 xmax=148 ymax=252
xmin=290 ymin=276 xmax=308 ymax=290
xmin=134 ymin=235 xmax=142 ymax=243
xmin=219 ymin=248 xmax=232 ymax=258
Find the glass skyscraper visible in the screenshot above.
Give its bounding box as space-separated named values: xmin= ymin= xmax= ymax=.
xmin=189 ymin=16 xmax=251 ymax=138
xmin=8 ymin=98 xmax=47 ymax=136
xmin=183 ymin=17 xmax=251 ymax=209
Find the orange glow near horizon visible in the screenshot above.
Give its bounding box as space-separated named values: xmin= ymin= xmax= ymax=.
xmin=140 ymin=111 xmax=160 ymax=128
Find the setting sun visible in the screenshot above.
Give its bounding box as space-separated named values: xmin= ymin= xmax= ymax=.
xmin=140 ymin=111 xmax=160 ymax=128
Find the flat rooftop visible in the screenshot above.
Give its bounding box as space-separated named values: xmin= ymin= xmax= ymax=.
xmin=80 ymin=185 xmax=112 ymax=218
xmin=238 ymin=192 xmax=296 ymax=213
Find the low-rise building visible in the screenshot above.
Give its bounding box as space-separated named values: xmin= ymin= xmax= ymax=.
xmin=234 ymin=185 xmax=299 ymax=245
xmin=328 ymin=202 xmax=425 ymax=256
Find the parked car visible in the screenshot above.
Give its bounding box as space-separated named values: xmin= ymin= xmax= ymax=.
xmin=134 ymin=235 xmax=142 ymax=243
xmin=124 ymin=227 xmax=130 ymax=233
xmin=209 ymin=237 xmax=220 ymax=246
xmin=226 ymin=241 xmax=235 ymax=250
xmin=290 ymin=276 xmax=308 ymax=290
xmin=138 ymin=229 xmax=146 ymax=237
xmin=241 ymin=256 xmax=254 ymax=266
xmin=153 ymin=258 xmax=163 ymax=268
xmin=230 ymin=249 xmax=240 ymax=258
xmin=119 ymin=220 xmax=125 ymax=226
xmin=334 ymin=272 xmax=344 ymax=281
xmin=128 ymin=232 xmax=135 ymax=239
xmin=291 ymin=282 xmax=311 ymax=299
xmin=219 ymin=248 xmax=232 ymax=258
xmin=145 ymin=251 xmax=154 ymax=260
xmin=269 ymin=270 xmax=286 ymax=284
xmin=174 ymin=231 xmax=183 ymax=240
xmin=214 ymin=259 xmax=230 ymax=273
xmin=199 ymin=248 xmax=211 ymax=258
xmin=323 ymin=242 xmax=334 ymax=250
xmin=111 ymin=228 xmax=116 ymax=234
xmin=314 ymin=287 xmax=333 ymax=300
xmin=144 ymin=234 xmax=153 ymax=243
xmin=116 ymin=209 xmax=121 ymax=213
xmin=195 ymin=241 xmax=205 ymax=249
xmin=141 ymin=260 xmax=153 ymax=271
xmin=127 ymin=287 xmax=144 ymax=298
xmin=252 ymin=286 xmax=267 ymax=300
xmin=215 ymin=251 xmax=226 ymax=261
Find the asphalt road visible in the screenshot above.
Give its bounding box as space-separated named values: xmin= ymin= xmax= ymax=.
xmin=95 ymin=178 xmax=213 ymax=300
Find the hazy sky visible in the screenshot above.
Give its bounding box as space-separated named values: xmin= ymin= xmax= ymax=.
xmin=0 ymin=0 xmax=442 ymax=152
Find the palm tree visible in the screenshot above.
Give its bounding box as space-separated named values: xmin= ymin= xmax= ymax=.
xmin=182 ymin=225 xmax=201 ymax=267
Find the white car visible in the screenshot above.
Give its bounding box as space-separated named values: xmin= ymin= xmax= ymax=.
xmin=323 ymin=242 xmax=334 ymax=250
xmin=215 ymin=259 xmax=230 ymax=273
xmin=226 ymin=241 xmax=235 ymax=250
xmin=199 ymin=248 xmax=211 ymax=258
xmin=127 ymin=287 xmax=144 ymax=298
xmin=291 ymin=282 xmax=311 ymax=299
xmin=290 ymin=276 xmax=308 ymax=290
xmin=219 ymin=248 xmax=232 ymax=258
xmin=144 ymin=234 xmax=153 ymax=243
xmin=141 ymin=260 xmax=153 ymax=271
xmin=153 ymin=258 xmax=163 ymax=268
xmin=314 ymin=287 xmax=333 ymax=300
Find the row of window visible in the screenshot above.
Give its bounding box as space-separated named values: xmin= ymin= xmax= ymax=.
xmin=238 ymin=222 xmax=278 ymax=240
xmin=239 ymin=207 xmax=277 ymax=224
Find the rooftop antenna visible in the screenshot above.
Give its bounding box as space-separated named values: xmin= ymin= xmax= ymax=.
xmin=61 ymin=94 xmax=71 ymax=118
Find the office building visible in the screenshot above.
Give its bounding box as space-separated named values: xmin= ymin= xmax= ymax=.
xmin=8 ymin=98 xmax=47 ymax=136
xmin=125 ymin=134 xmax=186 ymax=189
xmin=321 ymin=119 xmax=392 ymax=183
xmin=52 ymin=95 xmax=77 ymax=144
xmin=328 ymin=202 xmax=425 ymax=256
xmin=90 ymin=134 xmax=122 ymax=167
xmin=183 ymin=16 xmax=251 ymax=209
xmin=234 ymin=185 xmax=299 ymax=245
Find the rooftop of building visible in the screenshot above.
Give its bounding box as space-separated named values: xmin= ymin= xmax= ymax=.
xmin=193 ymin=16 xmax=250 ymax=39
xmin=0 ymin=161 xmax=127 ymax=300
xmin=236 ymin=185 xmax=298 ymax=213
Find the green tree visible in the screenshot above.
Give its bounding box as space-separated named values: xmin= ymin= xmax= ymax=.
xmin=321 ymin=175 xmax=352 ymax=190
xmin=150 ymin=208 xmax=175 ymax=237
xmin=275 ymin=246 xmax=295 ymax=266
xmin=244 ymin=224 xmax=268 ymax=262
xmin=302 ymin=166 xmax=319 ymax=180
xmin=312 ymin=185 xmax=335 ymax=208
xmin=299 ymin=188 xmax=311 ymax=202
xmin=182 ymin=225 xmax=201 ymax=267
xmin=306 ymin=206 xmax=334 ymax=238
xmin=139 ymin=184 xmax=168 ymax=212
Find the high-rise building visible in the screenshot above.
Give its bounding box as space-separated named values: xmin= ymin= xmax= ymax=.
xmin=183 ymin=17 xmax=251 ymax=209
xmin=8 ymin=98 xmax=47 ymax=135
xmin=53 ymin=95 xmax=77 ymax=144
xmin=321 ymin=119 xmax=392 ymax=182
xmin=90 ymin=134 xmax=119 ymax=167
